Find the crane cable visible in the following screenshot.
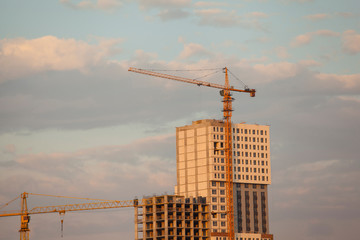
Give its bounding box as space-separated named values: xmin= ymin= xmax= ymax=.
xmin=0 ymin=195 xmax=20 ymax=210
xmin=227 ymin=69 xmax=248 ymax=89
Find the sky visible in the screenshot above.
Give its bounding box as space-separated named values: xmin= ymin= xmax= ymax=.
xmin=0 ymin=0 xmax=359 ymax=239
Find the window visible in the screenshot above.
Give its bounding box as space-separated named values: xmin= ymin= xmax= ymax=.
xmin=220 ymin=182 xmax=225 ymax=187
xmin=212 ymin=189 xmax=216 ymax=194
xmin=221 ymin=174 xmax=224 ymax=179
xmin=212 ymin=182 xmax=216 ymax=187
xmin=220 ymin=190 xmax=225 ymax=195
xmin=213 ymin=221 xmax=217 ymax=226
xmin=245 ymin=129 xmax=248 ymax=134
xmin=220 ymin=198 xmax=225 ymax=203
xmin=220 ymin=205 xmax=225 ymax=210
xmin=221 ymin=221 xmax=226 ymax=226
xmin=254 ymin=160 xmax=256 ymax=165
xmin=260 ymin=130 xmax=263 ymax=135
xmin=212 ymin=197 xmax=217 ymax=202
xmin=220 ymin=127 xmax=223 ymax=132
xmin=221 ymin=158 xmax=224 ymax=163
xmin=221 ymin=166 xmax=224 ymax=171
xmin=221 ymin=213 xmax=226 ymax=218
xmin=212 ymin=205 xmax=217 ymax=210
xmin=253 ymin=130 xmax=255 ymax=134
xmin=214 ymin=166 xmax=217 ymax=170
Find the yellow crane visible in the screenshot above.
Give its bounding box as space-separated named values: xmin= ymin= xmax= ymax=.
xmin=128 ymin=67 xmax=255 ymax=240
xmin=0 ymin=192 xmax=141 ymax=240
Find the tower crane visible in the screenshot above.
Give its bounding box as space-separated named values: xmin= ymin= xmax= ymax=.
xmin=128 ymin=67 xmax=255 ymax=240
xmin=0 ymin=192 xmax=141 ymax=240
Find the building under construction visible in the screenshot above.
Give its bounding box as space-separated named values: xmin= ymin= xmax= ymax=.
xmin=135 ymin=119 xmax=273 ymax=240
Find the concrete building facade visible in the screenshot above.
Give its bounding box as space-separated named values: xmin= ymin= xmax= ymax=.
xmin=174 ymin=119 xmax=273 ymax=240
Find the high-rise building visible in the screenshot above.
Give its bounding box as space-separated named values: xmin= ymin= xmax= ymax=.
xmin=174 ymin=119 xmax=273 ymax=240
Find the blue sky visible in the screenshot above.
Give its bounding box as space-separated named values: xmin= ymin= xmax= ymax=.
xmin=0 ymin=0 xmax=360 ymax=240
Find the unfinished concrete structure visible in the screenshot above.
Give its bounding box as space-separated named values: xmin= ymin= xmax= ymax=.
xmin=135 ymin=195 xmax=211 ymax=240
xmin=174 ymin=120 xmax=273 ymax=240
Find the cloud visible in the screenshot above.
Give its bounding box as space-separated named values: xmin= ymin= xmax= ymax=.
xmin=290 ymin=30 xmax=339 ymax=47
xmin=157 ymin=9 xmax=190 ymax=21
xmin=315 ymin=73 xmax=360 ymax=89
xmin=0 ymin=36 xmax=122 ymax=83
xmin=60 ymin=0 xmax=124 ymax=11
xmin=290 ymin=34 xmax=312 ymax=47
xmin=252 ymin=62 xmax=299 ymax=82
xmin=179 ymin=42 xmax=211 ymax=59
xmin=342 ymin=30 xmax=360 ymax=54
xmin=2 ymin=144 xmax=16 ymax=154
xmin=274 ymin=46 xmax=290 ymax=59
xmin=194 ymin=9 xmax=266 ymax=29
xmin=0 ymin=134 xmax=176 ymax=195
xmin=298 ymin=59 xmax=322 ymax=67
xmin=138 ymin=0 xmax=191 ymax=10
xmin=245 ymin=11 xmax=269 ymax=18
xmin=194 ymin=1 xmax=229 ymax=7
xmin=304 ymin=13 xmax=329 ymax=21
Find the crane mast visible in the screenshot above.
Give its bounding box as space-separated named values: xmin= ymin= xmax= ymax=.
xmin=129 ymin=67 xmax=255 ymax=240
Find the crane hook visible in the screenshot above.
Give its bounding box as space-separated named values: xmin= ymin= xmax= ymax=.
xmin=59 ymin=211 xmax=65 ymax=238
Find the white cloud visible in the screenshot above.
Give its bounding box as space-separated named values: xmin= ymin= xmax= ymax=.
xmin=298 ymin=59 xmax=322 ymax=67
xmin=291 ymin=34 xmax=312 ymax=47
xmin=252 ymin=62 xmax=299 ymax=81
xmin=157 ymin=9 xmax=190 ymax=21
xmin=0 ymin=36 xmax=122 ymax=83
xmin=138 ymin=0 xmax=191 ymax=10
xmin=179 ymin=42 xmax=211 ymax=59
xmin=194 ymin=9 xmax=266 ymax=29
xmin=291 ymin=30 xmax=339 ymax=47
xmin=316 ymin=73 xmax=360 ymax=89
xmin=60 ymin=0 xmax=124 ymax=11
xmin=342 ymin=30 xmax=360 ymax=55
xmin=245 ymin=11 xmax=269 ymax=18
xmin=194 ymin=1 xmax=229 ymax=7
xmin=275 ymin=46 xmax=290 ymax=59
xmin=304 ymin=13 xmax=329 ymax=20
